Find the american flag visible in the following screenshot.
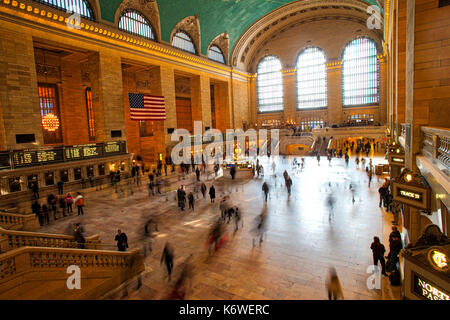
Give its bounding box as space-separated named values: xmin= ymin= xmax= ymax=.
xmin=128 ymin=93 xmax=166 ymax=121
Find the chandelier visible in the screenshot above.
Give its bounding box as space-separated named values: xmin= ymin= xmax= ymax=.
xmin=42 ymin=113 xmax=60 ymax=132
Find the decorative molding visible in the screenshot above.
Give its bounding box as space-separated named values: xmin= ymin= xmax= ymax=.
xmin=208 ymin=32 xmax=229 ymax=65
xmin=170 ymin=15 xmax=201 ymax=55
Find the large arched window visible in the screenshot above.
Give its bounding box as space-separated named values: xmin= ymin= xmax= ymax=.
xmin=172 ymin=31 xmax=196 ymax=54
xmin=208 ymin=45 xmax=225 ymax=64
xmin=33 ymin=0 xmax=94 ymax=21
xmin=256 ymin=56 xmax=284 ymax=113
xmin=119 ymin=10 xmax=155 ymax=40
xmin=296 ymin=47 xmax=327 ymax=109
xmin=342 ymin=37 xmax=379 ymax=106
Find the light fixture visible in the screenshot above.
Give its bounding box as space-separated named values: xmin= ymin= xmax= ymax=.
xmin=42 ymin=113 xmax=60 ymax=132
xmin=405 ymin=174 xmax=413 ymax=182
xmin=396 ymin=148 xmax=400 ymax=154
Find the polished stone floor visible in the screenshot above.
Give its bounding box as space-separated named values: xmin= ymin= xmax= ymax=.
xmin=40 ymin=155 xmax=392 ymax=300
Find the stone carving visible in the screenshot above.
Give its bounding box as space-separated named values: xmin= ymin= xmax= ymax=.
xmin=115 ymin=0 xmax=161 ymax=41
xmin=209 ymin=32 xmax=229 ymax=64
xmin=171 ymin=15 xmax=201 ymax=55
xmin=35 ymin=64 xmax=61 ymax=80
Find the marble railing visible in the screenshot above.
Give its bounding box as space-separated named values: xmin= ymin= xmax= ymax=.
xmin=0 ymin=227 xmax=101 ymax=253
xmin=0 ymin=212 xmax=39 ymax=231
xmin=312 ymin=126 xmax=387 ymax=138
xmin=0 ymin=246 xmax=143 ymax=299
xmin=420 ymin=127 xmax=450 ymax=173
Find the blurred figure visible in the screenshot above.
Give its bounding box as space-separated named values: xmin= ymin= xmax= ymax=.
xmin=252 ymin=205 xmax=268 ymax=248
xmin=201 ymin=182 xmax=207 ymax=199
xmin=326 ymin=268 xmax=344 ymax=300
xmin=285 ymin=176 xmax=292 ymax=197
xmin=188 ymin=192 xmax=195 ymax=211
xmin=317 ymin=154 xmax=321 ymax=166
xmin=144 ymin=216 xmax=159 ymax=236
xmin=161 ymin=242 xmax=175 ymax=281
xmin=74 ymin=223 xmax=85 ymax=249
xmin=349 ymin=183 xmax=356 ymax=204
xmin=207 ymin=218 xmax=226 ymax=254
xmin=262 ymin=182 xmax=269 ymax=202
xmin=165 ymin=255 xmax=194 ymax=300
xmin=326 ymin=193 xmax=336 ymax=221
xmin=233 ymin=207 xmax=243 ymax=232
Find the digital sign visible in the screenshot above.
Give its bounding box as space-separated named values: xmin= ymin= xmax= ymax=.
xmin=104 ymin=142 xmax=122 ymax=154
xmin=0 ymin=152 xmax=11 ymax=169
xmin=65 ymin=144 xmax=102 ymax=160
xmin=12 ymin=149 xmax=64 ymax=168
xmin=413 ymin=273 xmax=449 ymax=300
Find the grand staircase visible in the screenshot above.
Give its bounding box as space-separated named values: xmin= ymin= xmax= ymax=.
xmin=0 ymin=211 xmax=144 ymax=300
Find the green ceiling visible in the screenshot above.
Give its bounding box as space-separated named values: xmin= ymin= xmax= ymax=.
xmin=98 ymin=0 xmax=381 ymax=56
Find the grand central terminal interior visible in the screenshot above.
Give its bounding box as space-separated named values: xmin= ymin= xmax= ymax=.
xmin=0 ymin=0 xmax=449 ymax=302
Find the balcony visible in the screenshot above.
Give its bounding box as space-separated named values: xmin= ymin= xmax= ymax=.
xmin=420 ymin=127 xmax=450 ymax=175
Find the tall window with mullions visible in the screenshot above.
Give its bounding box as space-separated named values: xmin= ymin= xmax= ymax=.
xmin=256 ymin=56 xmax=284 ymax=113
xmin=38 ymin=84 xmax=63 ymax=145
xmin=32 ymin=0 xmax=95 ymax=21
xmin=296 ymin=47 xmax=328 ymax=110
xmin=342 ymin=37 xmax=379 ymax=107
xmin=118 ymin=10 xmax=155 ymax=40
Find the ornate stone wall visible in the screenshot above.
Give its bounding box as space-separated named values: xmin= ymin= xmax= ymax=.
xmin=170 ymin=15 xmax=201 ymax=55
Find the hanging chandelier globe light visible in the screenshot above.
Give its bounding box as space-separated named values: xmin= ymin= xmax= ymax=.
xmin=42 ymin=113 xmax=60 ymax=132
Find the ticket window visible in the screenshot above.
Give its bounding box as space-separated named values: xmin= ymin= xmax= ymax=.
xmin=74 ymin=168 xmax=82 ymax=180
xmin=9 ymin=177 xmax=21 ymax=193
xmin=98 ymin=164 xmax=105 ymax=176
xmin=87 ymin=166 xmax=94 ymax=177
xmin=27 ymin=174 xmax=38 ymax=190
xmin=60 ymin=170 xmax=69 ymax=183
xmin=45 ymin=172 xmax=55 ymax=186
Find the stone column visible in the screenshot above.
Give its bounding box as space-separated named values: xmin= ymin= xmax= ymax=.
xmin=190 ymin=74 xmax=211 ymax=130
xmin=0 ymin=23 xmax=43 ymax=149
xmin=159 ymin=66 xmax=177 ymax=148
xmin=97 ymin=50 xmax=126 ymax=142
xmin=327 ymin=66 xmax=343 ymax=125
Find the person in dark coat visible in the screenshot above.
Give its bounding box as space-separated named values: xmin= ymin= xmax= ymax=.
xmin=31 ymin=201 xmax=42 ymax=225
xmin=32 ymin=181 xmax=39 ymax=199
xmin=370 ymin=236 xmax=387 ymax=276
xmin=59 ymin=196 xmax=67 ymax=217
xmin=74 ymin=223 xmax=85 ymax=249
xmin=115 ymin=229 xmax=128 ymax=252
xmin=41 ymin=204 xmax=50 ymax=224
xmin=209 ymin=185 xmax=216 ymax=203
xmin=195 ymin=167 xmax=200 ymax=181
xmin=178 ymin=186 xmax=186 ymax=211
xmin=378 ymin=186 xmax=387 ymax=208
xmin=262 ymin=182 xmax=269 ymax=202
xmin=47 ymin=194 xmax=57 ymax=221
xmin=57 ymin=179 xmax=64 ymax=195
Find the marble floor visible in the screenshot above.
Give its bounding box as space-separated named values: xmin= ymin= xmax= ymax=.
xmin=40 ymin=155 xmax=392 ymax=300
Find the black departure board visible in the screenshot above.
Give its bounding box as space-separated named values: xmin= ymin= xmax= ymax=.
xmin=1 ymin=141 xmax=126 ymax=170
xmin=12 ymin=149 xmax=64 ymax=168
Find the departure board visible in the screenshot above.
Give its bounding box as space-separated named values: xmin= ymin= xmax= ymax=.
xmin=104 ymin=141 xmax=122 ymax=154
xmin=11 ymin=149 xmax=64 ymax=168
xmin=65 ymin=144 xmax=103 ymax=160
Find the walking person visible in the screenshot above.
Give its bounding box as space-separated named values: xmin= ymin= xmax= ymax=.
xmin=57 ymin=179 xmax=64 ymax=195
xmin=317 ymin=154 xmax=321 ymax=166
xmin=74 ymin=223 xmax=85 ymax=249
xmin=74 ymin=192 xmax=85 ymax=216
xmin=209 ymin=185 xmax=216 ymax=203
xmin=195 ymin=167 xmax=200 ymax=182
xmin=188 ymin=192 xmax=195 ymax=211
xmin=286 ymin=176 xmax=292 ymax=197
xmin=201 ymin=182 xmax=207 ymax=199
xmin=262 ymin=182 xmax=269 ymax=202
xmin=115 ymin=229 xmax=128 ymax=252
xmin=41 ymin=204 xmax=50 ymax=224
xmin=370 ymin=236 xmax=387 ymax=276
xmin=326 ymin=268 xmax=344 ymax=300
xmin=31 ymin=201 xmax=42 ymax=226
xmin=59 ymin=195 xmax=67 ymax=217
xmin=161 ymin=242 xmax=174 ymax=281
xmin=233 ymin=207 xmax=243 ymax=233
xmin=65 ymin=193 xmax=73 ymax=214
xmin=47 ymin=193 xmax=57 ymax=221
xmin=252 ymin=205 xmax=267 ymax=247
xmin=178 ymin=186 xmax=186 ymax=211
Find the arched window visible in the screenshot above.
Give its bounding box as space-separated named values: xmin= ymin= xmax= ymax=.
xmin=342 ymin=37 xmax=379 ymax=106
xmin=33 ymin=0 xmax=94 ymax=21
xmin=208 ymin=45 xmax=225 ymax=64
xmin=256 ymin=56 xmax=284 ymax=113
xmin=296 ymin=47 xmax=327 ymax=109
xmin=119 ymin=10 xmax=155 ymax=40
xmin=172 ymin=31 xmax=196 ymax=54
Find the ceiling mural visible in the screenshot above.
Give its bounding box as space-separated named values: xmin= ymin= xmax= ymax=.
xmin=98 ymin=0 xmax=382 ymax=57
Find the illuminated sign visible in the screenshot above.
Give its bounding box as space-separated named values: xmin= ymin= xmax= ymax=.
xmin=413 ymin=274 xmax=450 ymax=300
xmin=105 ymin=142 xmax=121 ymax=154
xmin=392 ymin=157 xmax=404 ymax=163
xmin=399 ymin=190 xmax=421 ymax=200
xmin=428 ymin=249 xmax=449 ymax=271
xmin=392 ymin=182 xmax=431 ymax=211
xmin=12 ymin=149 xmax=64 ymax=168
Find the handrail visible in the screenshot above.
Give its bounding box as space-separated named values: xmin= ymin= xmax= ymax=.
xmin=0 ymin=212 xmax=36 ymax=226
xmin=0 ymin=226 xmax=101 ymax=253
xmin=420 ymin=127 xmax=450 ymax=172
xmin=0 ymin=246 xmax=141 ymax=284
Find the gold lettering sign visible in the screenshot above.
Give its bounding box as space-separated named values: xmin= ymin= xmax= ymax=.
xmin=400 ymin=190 xmax=421 ymax=200
xmin=431 ymin=250 xmax=449 ymax=271
xmin=416 ymin=277 xmax=450 ymax=300
xmin=105 ymin=143 xmax=120 ymax=153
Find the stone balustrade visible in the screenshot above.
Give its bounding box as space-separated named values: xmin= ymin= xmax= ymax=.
xmin=312 ymin=126 xmax=387 ymax=139
xmin=420 ymin=127 xmax=450 ymax=174
xmin=0 ymin=227 xmax=101 ymax=253
xmin=0 ymin=246 xmax=143 ymax=299
xmin=0 ymin=212 xmax=39 ymax=231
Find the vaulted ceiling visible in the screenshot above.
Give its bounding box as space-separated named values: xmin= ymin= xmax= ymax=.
xmin=98 ymin=0 xmax=383 ymax=55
